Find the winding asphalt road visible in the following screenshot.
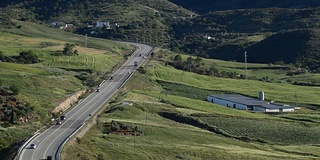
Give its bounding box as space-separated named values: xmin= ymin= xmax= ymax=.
xmin=18 ymin=42 xmax=154 ymax=160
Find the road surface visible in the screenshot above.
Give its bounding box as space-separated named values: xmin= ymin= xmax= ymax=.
xmin=18 ymin=42 xmax=154 ymax=160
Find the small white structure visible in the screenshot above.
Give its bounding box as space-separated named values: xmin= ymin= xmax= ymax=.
xmin=95 ymin=21 xmax=110 ymax=28
xmin=207 ymin=93 xmax=295 ymax=112
xmin=51 ymin=21 xmax=63 ymax=27
xmin=259 ymin=91 xmax=264 ymax=101
xmin=59 ymin=23 xmax=73 ymax=29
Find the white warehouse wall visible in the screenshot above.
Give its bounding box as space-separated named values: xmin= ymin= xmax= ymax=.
xmin=254 ymin=106 xmax=266 ymax=112
xmin=265 ymin=108 xmax=280 ymax=112
xmin=282 ymin=108 xmax=295 ymax=112
xmin=207 ymin=96 xmax=248 ymax=110
xmin=235 ymin=103 xmax=247 ymax=110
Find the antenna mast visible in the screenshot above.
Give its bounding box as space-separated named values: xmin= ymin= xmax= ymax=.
xmin=244 ymin=51 xmax=247 ymax=80
xmin=85 ymin=34 xmax=88 ymax=49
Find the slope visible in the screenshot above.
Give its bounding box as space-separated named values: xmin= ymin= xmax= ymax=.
xmin=243 ymin=29 xmax=320 ymax=70
xmin=168 ymin=0 xmax=320 ymax=13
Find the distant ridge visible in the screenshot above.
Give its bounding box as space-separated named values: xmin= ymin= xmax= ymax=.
xmin=243 ymin=29 xmax=320 ymax=70
xmin=168 ymin=0 xmax=320 ymax=13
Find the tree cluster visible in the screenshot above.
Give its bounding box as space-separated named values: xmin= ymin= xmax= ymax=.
xmin=62 ymin=43 xmax=79 ymax=56
xmin=0 ymin=84 xmax=32 ymax=126
xmin=169 ymin=54 xmax=240 ymax=79
xmin=110 ymin=120 xmax=138 ymax=133
xmin=0 ymin=51 xmax=41 ymax=64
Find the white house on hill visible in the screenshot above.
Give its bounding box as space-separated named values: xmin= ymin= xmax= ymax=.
xmin=207 ymin=92 xmax=295 ymax=112
xmin=96 ymin=21 xmax=110 ymax=29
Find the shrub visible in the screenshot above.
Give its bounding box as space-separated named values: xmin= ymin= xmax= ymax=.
xmin=18 ymin=51 xmax=40 ymax=64
xmin=9 ymin=85 xmax=20 ymax=95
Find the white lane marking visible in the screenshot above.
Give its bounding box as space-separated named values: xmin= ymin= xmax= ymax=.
xmin=21 ymin=44 xmax=149 ymax=160
xmin=36 ymin=44 xmax=148 ymax=159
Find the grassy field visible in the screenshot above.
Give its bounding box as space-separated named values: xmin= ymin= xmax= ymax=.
xmin=63 ymin=100 xmax=318 ymax=160
xmin=200 ymin=116 xmax=320 ymax=144
xmin=62 ymin=58 xmax=320 ymax=159
xmin=171 ymin=53 xmax=320 ymax=85
xmin=146 ymin=65 xmax=320 ymax=107
xmin=0 ymin=20 xmax=133 ymax=158
xmin=0 ymin=20 xmax=132 ymax=116
xmin=2 ymin=20 xmax=318 ymax=160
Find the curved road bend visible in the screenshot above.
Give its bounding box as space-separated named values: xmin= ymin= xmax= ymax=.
xmin=19 ymin=43 xmax=154 ymax=160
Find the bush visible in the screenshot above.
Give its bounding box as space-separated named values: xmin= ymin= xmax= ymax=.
xmin=18 ymin=51 xmax=40 ymax=64
xmin=63 ymin=43 xmax=79 ymax=56
xmin=9 ymin=85 xmax=20 ymax=95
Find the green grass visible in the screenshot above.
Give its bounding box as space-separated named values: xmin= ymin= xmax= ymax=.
xmin=278 ymin=113 xmax=320 ymax=123
xmin=146 ymin=65 xmax=320 ymax=107
xmin=0 ymin=20 xmax=134 ymax=157
xmin=0 ymin=126 xmax=34 ymax=159
xmin=0 ymin=21 xmax=133 ymax=114
xmin=200 ymin=116 xmax=320 ymax=145
xmin=176 ymin=54 xmax=320 ymax=84
xmin=62 ymin=58 xmax=320 ymax=159
xmin=0 ymin=62 xmax=48 ymax=75
xmin=134 ymin=90 xmax=271 ymax=119
xmin=63 ymin=100 xmax=316 ymax=160
xmin=0 ymin=20 xmax=133 ymax=53
xmin=0 ymin=64 xmax=85 ymax=117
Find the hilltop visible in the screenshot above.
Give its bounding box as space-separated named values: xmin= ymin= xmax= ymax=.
xmin=168 ymin=0 xmax=320 ymax=13
xmin=1 ymin=1 xmax=320 ymax=159
xmin=244 ymin=29 xmax=320 ymax=70
xmin=171 ymin=7 xmax=320 ymax=71
xmin=2 ymin=1 xmax=320 ymax=72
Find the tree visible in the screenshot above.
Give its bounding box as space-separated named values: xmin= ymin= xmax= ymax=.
xmin=19 ymin=51 xmax=40 ymax=63
xmin=194 ymin=56 xmax=203 ymax=67
xmin=63 ymin=43 xmax=78 ymax=56
xmin=173 ymin=54 xmax=182 ymax=62
xmin=0 ymin=51 xmax=4 ymax=61
xmin=9 ymin=85 xmax=20 ymax=95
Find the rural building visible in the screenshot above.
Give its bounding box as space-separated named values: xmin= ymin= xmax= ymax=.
xmin=207 ymin=92 xmax=295 ymax=112
xmin=95 ymin=21 xmax=110 ymax=28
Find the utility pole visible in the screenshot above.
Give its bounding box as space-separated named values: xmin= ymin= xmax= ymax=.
xmin=145 ymin=111 xmax=148 ymax=124
xmin=134 ymin=133 xmax=136 ymax=151
xmin=294 ymin=91 xmax=298 ymax=107
xmin=244 ymin=51 xmax=247 ymax=80
xmin=85 ymin=34 xmax=88 ymax=51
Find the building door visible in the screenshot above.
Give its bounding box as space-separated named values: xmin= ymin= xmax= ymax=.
xmin=233 ymin=104 xmax=236 ymax=108
xmin=247 ymin=106 xmax=253 ymax=110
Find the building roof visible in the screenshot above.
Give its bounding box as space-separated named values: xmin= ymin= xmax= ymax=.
xmin=209 ymin=94 xmax=295 ymax=109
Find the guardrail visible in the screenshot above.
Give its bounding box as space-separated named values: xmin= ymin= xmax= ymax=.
xmin=55 ymin=43 xmax=155 ymax=160
xmin=117 ymin=46 xmax=154 ymax=90
xmin=55 ymin=123 xmax=84 ymax=160
xmin=14 ymin=132 xmax=40 ymax=160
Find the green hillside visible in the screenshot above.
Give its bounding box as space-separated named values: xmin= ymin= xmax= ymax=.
xmin=3 ymin=1 xmax=320 ymax=71
xmin=170 ymin=8 xmax=320 ymax=72
xmin=244 ymin=29 xmax=320 ymax=71
xmin=62 ymin=58 xmax=320 ymax=160
xmin=1 ymin=0 xmax=194 ymax=47
xmin=1 ymin=1 xmax=320 ymax=159
xmin=168 ymin=0 xmax=320 ymax=13
xmin=0 ymin=20 xmax=132 ymax=159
